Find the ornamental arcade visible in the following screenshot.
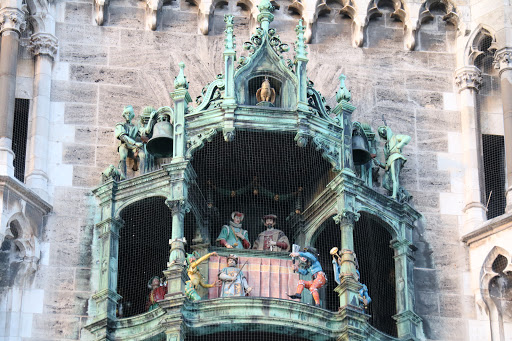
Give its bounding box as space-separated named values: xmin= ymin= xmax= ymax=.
xmin=85 ymin=2 xmax=424 ymax=340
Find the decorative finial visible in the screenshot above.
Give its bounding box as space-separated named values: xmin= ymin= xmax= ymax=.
xmin=224 ymin=14 xmax=235 ymax=52
xmin=174 ymin=62 xmax=189 ymax=90
xmin=336 ymin=74 xmax=351 ymax=103
xmin=257 ymin=0 xmax=274 ymax=31
xmin=294 ymin=19 xmax=307 ymax=61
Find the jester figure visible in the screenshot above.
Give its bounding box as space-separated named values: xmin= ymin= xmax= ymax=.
xmin=185 ymin=251 xmax=220 ymax=301
xmin=288 ymin=246 xmax=326 ymax=307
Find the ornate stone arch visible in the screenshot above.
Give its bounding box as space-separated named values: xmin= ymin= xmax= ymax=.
xmin=355 ymin=206 xmax=400 ymax=239
xmin=480 ymin=246 xmax=512 ymax=341
xmin=464 ymin=24 xmax=498 ymax=67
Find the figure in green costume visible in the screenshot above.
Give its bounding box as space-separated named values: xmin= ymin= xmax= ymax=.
xmin=216 ymin=212 xmax=251 ymax=249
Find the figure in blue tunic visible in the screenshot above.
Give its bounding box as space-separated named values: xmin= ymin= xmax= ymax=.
xmin=288 ymin=246 xmax=326 ymax=306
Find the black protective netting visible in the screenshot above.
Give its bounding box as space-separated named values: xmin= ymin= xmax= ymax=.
xmin=117 ymin=131 xmax=401 ymax=337
xmin=482 ymin=134 xmax=506 ymax=219
xmin=192 ymin=132 xmax=332 ymax=243
xmin=13 ymin=98 xmax=30 ymax=182
xmin=118 ymin=197 xmax=172 ymax=317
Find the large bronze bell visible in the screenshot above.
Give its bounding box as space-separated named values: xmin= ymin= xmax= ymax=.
xmin=147 ymin=119 xmax=173 ymax=158
xmin=352 ymin=130 xmax=372 ymax=165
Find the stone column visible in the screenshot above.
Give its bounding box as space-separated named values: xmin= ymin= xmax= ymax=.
xmin=333 ymin=210 xmax=362 ymax=309
xmin=25 ymin=33 xmax=58 ymax=200
xmin=494 ymin=48 xmax=512 ymax=213
xmin=88 ymin=217 xmax=123 ymax=341
xmin=0 ymin=8 xmax=25 ymax=177
xmin=391 ymin=238 xmax=423 ymax=340
xmin=454 ymin=66 xmax=486 ymax=233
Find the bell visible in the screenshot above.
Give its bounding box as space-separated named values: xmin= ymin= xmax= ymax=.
xmin=352 ymin=132 xmax=372 ymax=165
xmin=147 ymin=121 xmax=173 ymax=158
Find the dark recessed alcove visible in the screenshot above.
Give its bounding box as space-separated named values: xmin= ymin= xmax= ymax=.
xmin=354 ymin=213 xmax=397 ymax=337
xmin=118 ymin=197 xmax=172 ymax=317
xmin=191 ymin=132 xmax=332 ymax=245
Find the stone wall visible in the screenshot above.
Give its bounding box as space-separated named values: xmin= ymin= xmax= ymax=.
xmin=4 ymin=0 xmax=508 ymax=340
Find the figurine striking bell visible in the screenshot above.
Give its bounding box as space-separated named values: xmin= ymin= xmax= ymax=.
xmin=147 ymin=114 xmax=173 ymax=158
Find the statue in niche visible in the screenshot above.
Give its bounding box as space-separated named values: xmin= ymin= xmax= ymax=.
xmin=185 ymin=251 xmax=220 ymax=301
xmin=256 ymin=77 xmax=276 ymax=105
xmin=218 ymin=254 xmax=252 ymax=297
xmin=330 ymin=247 xmax=371 ymax=310
xmin=146 ymin=276 xmax=166 ymax=311
xmin=115 ymin=105 xmax=146 ymax=179
xmin=288 ymin=246 xmax=326 ymax=307
xmin=216 ymin=212 xmax=251 ymax=249
xmin=253 ymin=214 xmax=290 ymax=252
xmin=374 ymin=126 xmax=412 ymax=202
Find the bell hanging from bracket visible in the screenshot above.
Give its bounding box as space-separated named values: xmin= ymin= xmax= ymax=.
xmin=352 ymin=125 xmax=372 ymax=166
xmin=147 ymin=110 xmax=174 ymax=158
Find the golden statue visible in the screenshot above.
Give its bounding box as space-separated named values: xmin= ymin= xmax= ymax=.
xmin=256 ymin=77 xmax=276 ymax=104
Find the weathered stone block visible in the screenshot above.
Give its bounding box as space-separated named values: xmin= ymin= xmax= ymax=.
xmin=32 ymin=314 xmax=80 ymax=339
xmin=375 ymin=87 xmax=411 ymax=109
xmin=409 ymin=190 xmax=440 ymax=212
xmin=362 ymin=49 xmax=429 ymax=71
xmin=52 ymin=187 xmax=93 ymax=218
xmin=70 ymin=65 xmax=139 ymax=86
xmin=409 ymin=90 xmax=444 ymax=109
xmin=415 ymin=290 xmax=440 ymax=316
xmin=108 ymin=6 xmax=145 ymax=29
xmin=95 ymin=145 xmax=119 ymax=170
xmin=45 ymin=215 xmax=84 ymax=244
xmin=62 ymin=143 xmax=96 ymax=165
xmin=60 ymin=44 xmax=108 ymax=65
xmin=439 ymin=294 xmax=465 ymax=318
xmin=75 ymin=126 xmax=97 ymax=145
xmin=428 ymin=52 xmax=456 ymax=71
xmin=65 ymin=2 xmax=93 ymax=24
xmin=44 ymin=291 xmax=89 ymax=315
xmin=417 ymin=169 xmax=451 ymax=192
xmin=413 ymin=268 xmax=438 ymax=292
xmin=51 ymin=81 xmax=98 ymax=104
xmin=416 ymin=130 xmax=449 ymax=152
xmin=422 ymin=316 xmax=468 ymax=340
xmin=34 ymin=266 xmax=75 ymax=291
xmin=55 ymin=23 xmax=120 ymax=47
xmin=416 ymin=109 xmax=461 ymax=132
xmin=50 ymin=242 xmax=91 ymax=268
xmin=72 ymin=166 xmax=103 ymax=187
xmin=365 ymin=16 xmax=403 ymax=49
xmin=64 ymin=103 xmax=97 ymax=125
xmin=75 ymin=268 xmax=92 ymax=292
xmin=405 ymin=71 xmax=453 ymax=92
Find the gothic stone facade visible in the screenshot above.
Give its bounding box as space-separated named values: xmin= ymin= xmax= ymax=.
xmin=0 ymin=0 xmax=511 ymax=340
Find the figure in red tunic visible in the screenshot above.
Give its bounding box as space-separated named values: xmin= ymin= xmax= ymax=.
xmin=146 ymin=276 xmax=166 ymax=311
xmin=253 ymin=214 xmax=290 ymax=252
